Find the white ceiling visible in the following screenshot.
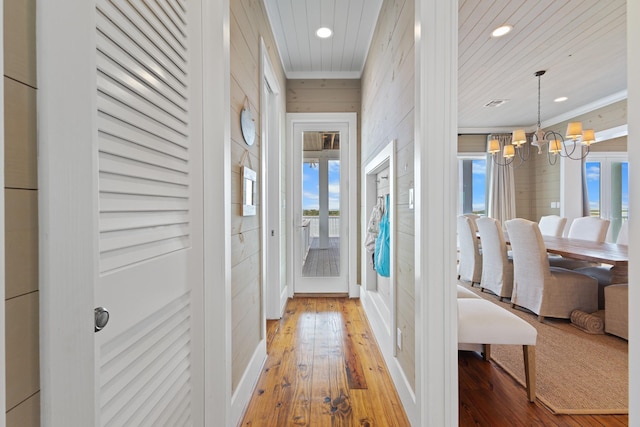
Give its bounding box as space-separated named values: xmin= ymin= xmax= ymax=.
xmin=458 ymin=0 xmax=627 ymax=131
xmin=264 ymin=0 xmax=627 ymax=131
xmin=263 ymin=0 xmax=383 ymax=79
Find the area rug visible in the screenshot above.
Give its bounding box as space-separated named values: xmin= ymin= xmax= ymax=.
xmin=461 ymin=282 xmax=628 ymax=414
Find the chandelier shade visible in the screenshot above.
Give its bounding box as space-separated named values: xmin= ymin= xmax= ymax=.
xmin=503 ymin=144 xmax=515 ymax=158
xmin=565 ymin=122 xmax=583 ymax=140
xmin=511 ymin=129 xmax=527 ymax=146
xmin=488 ymin=139 xmax=500 ymax=154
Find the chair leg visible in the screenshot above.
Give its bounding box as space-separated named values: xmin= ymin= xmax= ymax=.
xmin=482 ymin=344 xmax=491 ymax=361
xmin=523 ymin=345 xmax=536 ymax=402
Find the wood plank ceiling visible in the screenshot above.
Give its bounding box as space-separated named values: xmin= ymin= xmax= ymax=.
xmin=458 ymin=0 xmax=627 ymax=130
xmin=264 ymin=0 xmax=627 ymax=131
xmin=263 ymin=0 xmax=383 ymax=79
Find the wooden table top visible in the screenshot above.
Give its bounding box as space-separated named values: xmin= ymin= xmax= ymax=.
xmin=502 ymin=233 xmax=629 ymax=266
xmin=541 ymin=235 xmax=628 ymax=266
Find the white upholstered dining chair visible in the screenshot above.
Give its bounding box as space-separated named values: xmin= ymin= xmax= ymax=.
xmin=476 ymin=217 xmax=513 ymax=301
xmin=457 ymin=215 xmax=482 ymax=285
xmin=567 ymin=216 xmax=610 ymax=242
xmin=538 ymin=215 xmax=567 ymax=237
xmin=505 ymin=218 xmax=598 ymax=322
xmin=548 ymin=216 xmax=610 ymax=270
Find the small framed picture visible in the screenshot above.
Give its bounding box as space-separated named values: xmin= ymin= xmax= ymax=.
xmin=242 ymin=166 xmax=257 ymax=216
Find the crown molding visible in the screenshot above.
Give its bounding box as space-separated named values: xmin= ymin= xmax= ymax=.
xmin=286 ymin=70 xmax=362 ymax=80
xmin=541 ymin=90 xmax=628 ymax=128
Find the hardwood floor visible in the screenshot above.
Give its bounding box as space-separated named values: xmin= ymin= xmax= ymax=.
xmin=241 ymin=297 xmax=629 ymax=426
xmin=459 ymin=351 xmax=629 ymax=426
xmin=240 ymin=297 xmax=410 ymax=426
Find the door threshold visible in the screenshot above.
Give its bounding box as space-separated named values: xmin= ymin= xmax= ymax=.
xmin=294 ymin=293 xmax=350 ymax=298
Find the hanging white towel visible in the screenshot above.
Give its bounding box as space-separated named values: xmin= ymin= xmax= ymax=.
xmin=364 ymin=199 xmax=385 ymax=256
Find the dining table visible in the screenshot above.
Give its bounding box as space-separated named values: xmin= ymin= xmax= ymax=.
xmin=503 ymin=233 xmax=629 ymax=284
xmin=540 ymin=235 xmax=628 ymax=284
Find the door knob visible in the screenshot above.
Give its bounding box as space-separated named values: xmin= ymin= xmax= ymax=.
xmin=95 ymin=307 xmax=110 ymax=332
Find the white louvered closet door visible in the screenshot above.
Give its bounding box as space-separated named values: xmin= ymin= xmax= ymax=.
xmin=94 ymin=0 xmax=204 ymax=425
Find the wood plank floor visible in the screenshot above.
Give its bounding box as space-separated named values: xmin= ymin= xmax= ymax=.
xmin=459 ymin=350 xmax=629 ymax=426
xmin=241 ymin=297 xmax=629 ymax=426
xmin=240 ymin=297 xmax=410 ymax=426
xmin=302 ymin=238 xmax=340 ymax=277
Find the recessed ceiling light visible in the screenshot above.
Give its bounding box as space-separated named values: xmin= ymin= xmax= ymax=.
xmin=316 ymin=27 xmax=333 ymax=39
xmin=554 ymin=96 xmax=568 ymax=103
xmin=491 ymin=25 xmax=512 ymax=38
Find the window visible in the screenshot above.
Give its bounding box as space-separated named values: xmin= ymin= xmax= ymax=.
xmin=458 ymin=157 xmax=487 ymax=216
xmin=585 ymin=154 xmax=628 ymax=242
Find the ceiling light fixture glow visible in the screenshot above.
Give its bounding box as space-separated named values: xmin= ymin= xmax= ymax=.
xmin=491 ymin=25 xmax=512 ymax=38
xmin=316 ymin=27 xmax=333 ymax=39
xmin=554 ymin=96 xmax=568 ymax=103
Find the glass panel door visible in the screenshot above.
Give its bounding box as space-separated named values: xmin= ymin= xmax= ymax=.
xmin=586 ymin=155 xmax=629 ymax=242
xmin=293 ymin=123 xmax=349 ymax=293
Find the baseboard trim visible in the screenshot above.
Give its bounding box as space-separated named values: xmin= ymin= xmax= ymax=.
xmin=231 ymin=341 xmax=266 ymax=425
xmin=360 ymin=289 xmax=418 ymax=425
xmin=280 ymin=286 xmax=289 ymax=316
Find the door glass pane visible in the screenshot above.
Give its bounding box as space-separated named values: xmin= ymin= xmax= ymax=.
xmin=472 ymin=159 xmax=487 ymax=215
xmin=460 ymin=158 xmax=487 ymax=215
xmin=609 ymin=161 xmax=628 ymax=241
xmin=301 ymin=131 xmax=340 ymax=277
xmin=586 ymin=161 xmax=601 ymax=217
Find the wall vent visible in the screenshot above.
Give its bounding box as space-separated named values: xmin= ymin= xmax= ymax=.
xmin=484 ymin=99 xmax=509 ymax=108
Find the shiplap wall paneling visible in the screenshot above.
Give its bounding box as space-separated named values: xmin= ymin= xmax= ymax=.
xmin=5 ymin=292 xmax=39 ymax=413
xmin=5 ymin=392 xmax=38 ymax=427
xmin=286 ymin=79 xmax=360 ymax=112
xmin=230 ymin=0 xmax=264 ymax=394
xmin=4 ymin=0 xmax=36 ymax=87
xmin=4 ymin=189 xmax=37 ymax=299
xmin=590 ymin=136 xmax=627 ymax=152
xmin=361 ymin=0 xmax=415 ymax=391
xmin=230 ymin=0 xmax=287 ymax=395
xmin=4 ymin=0 xmax=39 ymax=423
xmin=561 ymin=100 xmax=627 ymax=136
xmin=4 ymin=78 xmax=36 ymax=189
xmin=457 ymin=134 xmax=486 ymax=153
xmin=514 ymin=161 xmax=535 ymax=220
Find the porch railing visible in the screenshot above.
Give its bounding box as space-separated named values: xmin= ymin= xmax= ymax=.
xmin=302 ymin=216 xmax=340 ymax=238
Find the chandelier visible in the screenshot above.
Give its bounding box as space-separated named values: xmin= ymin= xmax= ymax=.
xmin=488 ymin=70 xmax=596 ymax=167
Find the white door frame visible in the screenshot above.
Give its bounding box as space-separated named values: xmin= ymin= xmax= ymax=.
xmin=260 ymin=39 xmax=284 ymax=319
xmin=37 ymin=2 xmax=99 ymax=423
xmin=414 ymin=0 xmax=458 ymax=425
xmin=362 ymin=140 xmax=396 ymax=343
xmin=629 ymin=2 xmax=640 ymax=423
xmin=286 ymin=113 xmax=358 ymax=298
xmin=202 ymin=0 xmax=232 ymax=425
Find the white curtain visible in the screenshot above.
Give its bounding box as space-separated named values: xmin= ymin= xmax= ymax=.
xmin=487 ymin=134 xmax=517 ymax=224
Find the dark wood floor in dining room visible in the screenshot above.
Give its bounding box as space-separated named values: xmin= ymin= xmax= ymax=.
xmin=240 ymin=297 xmax=628 ymax=426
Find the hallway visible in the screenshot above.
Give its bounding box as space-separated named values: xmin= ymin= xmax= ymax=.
xmin=240 ymin=297 xmax=410 ymax=426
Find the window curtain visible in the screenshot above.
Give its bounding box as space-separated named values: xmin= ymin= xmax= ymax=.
xmin=487 ymin=134 xmax=517 ymax=225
